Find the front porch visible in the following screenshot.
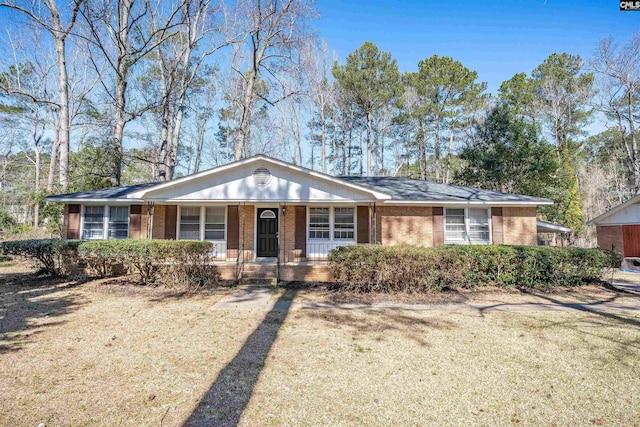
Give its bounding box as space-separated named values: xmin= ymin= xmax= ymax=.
xmin=214 ymin=259 xmax=335 ymax=283
xmin=150 ymin=203 xmax=372 ymax=264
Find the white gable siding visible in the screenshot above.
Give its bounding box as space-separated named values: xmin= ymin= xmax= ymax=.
xmin=597 ymin=202 xmax=640 ymax=225
xmin=142 ymin=162 xmax=377 ymax=202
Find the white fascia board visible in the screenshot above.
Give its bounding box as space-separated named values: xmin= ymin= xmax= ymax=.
xmin=148 ymin=198 xmax=378 ymax=203
xmin=587 ymin=194 xmax=640 ymax=226
xmin=44 ymin=198 xmax=144 ymax=203
xmin=129 ymin=155 xmax=392 ymax=200
xmin=382 ymin=200 xmax=553 ymax=207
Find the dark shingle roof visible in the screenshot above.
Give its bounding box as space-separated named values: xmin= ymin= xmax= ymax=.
xmin=46 ymin=182 xmax=157 ymax=201
xmin=338 ymin=176 xmax=551 ymax=203
xmin=45 ymin=174 xmax=551 ymax=204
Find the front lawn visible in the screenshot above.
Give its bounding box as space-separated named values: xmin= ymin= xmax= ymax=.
xmin=1 ymin=262 xmax=639 ymax=426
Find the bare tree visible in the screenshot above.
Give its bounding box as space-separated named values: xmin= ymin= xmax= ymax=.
xmin=0 ymin=0 xmax=84 ymax=190
xmin=302 ymin=40 xmax=335 ymax=173
xmin=153 ymin=0 xmax=240 ymax=181
xmin=81 ymin=0 xmax=184 ymax=186
xmin=228 ymin=0 xmax=316 ymax=160
xmin=591 ymin=33 xmax=640 ymax=191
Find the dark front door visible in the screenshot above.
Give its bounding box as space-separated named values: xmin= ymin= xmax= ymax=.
xmin=257 ymin=208 xmax=278 ymax=257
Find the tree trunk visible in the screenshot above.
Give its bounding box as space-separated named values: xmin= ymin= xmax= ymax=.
xmin=112 ymin=75 xmax=127 ymax=186
xmin=359 ymin=125 xmax=364 ymax=176
xmin=445 ymin=121 xmax=455 ymax=184
xmin=628 ymin=90 xmax=640 ymax=191
xmin=47 ymin=125 xmax=60 ymax=192
xmin=194 ymin=115 xmax=206 ymax=173
xmin=419 ymin=121 xmax=426 ymax=180
xmin=34 ymin=146 xmax=40 ymax=227
xmin=434 ymin=115 xmax=441 ymax=182
xmin=54 ymin=36 xmax=70 ymax=190
xmin=157 ymin=85 xmax=173 ymax=181
xmin=235 ymin=71 xmax=256 ymax=160
xmin=366 ymin=111 xmax=372 ymax=176
xmin=320 ymin=106 xmax=326 ymax=173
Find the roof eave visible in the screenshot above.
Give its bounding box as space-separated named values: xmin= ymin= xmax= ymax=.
xmin=45 ymin=197 xmax=144 ymax=203
xmin=588 ymin=194 xmax=640 ymax=225
xmin=382 ymin=200 xmax=553 ymax=206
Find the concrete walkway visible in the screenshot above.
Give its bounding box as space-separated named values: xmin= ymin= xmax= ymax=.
xmin=213 ymin=286 xmax=275 ymax=310
xmin=297 ymin=300 xmax=640 ymax=312
xmin=610 ymin=281 xmax=640 ymax=295
xmin=212 ymin=285 xmax=640 ymax=313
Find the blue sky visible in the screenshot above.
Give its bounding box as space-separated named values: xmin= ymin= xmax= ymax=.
xmin=315 ymin=0 xmax=639 ymax=94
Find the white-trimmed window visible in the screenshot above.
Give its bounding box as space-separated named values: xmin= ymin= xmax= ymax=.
xmin=179 ymin=206 xmax=201 ymax=240
xmin=309 ymin=207 xmax=330 ymax=239
xmin=469 ymin=208 xmax=490 ymax=242
xmin=82 ymin=205 xmax=130 ymax=240
xmin=205 ymin=207 xmax=225 ymax=240
xmin=108 ymin=206 xmax=129 ymax=239
xmin=445 ymin=208 xmax=491 ymax=244
xmin=308 ymin=207 xmax=356 ymax=241
xmin=334 ymin=208 xmax=355 ymax=239
xmin=83 ymin=206 xmax=105 ymax=240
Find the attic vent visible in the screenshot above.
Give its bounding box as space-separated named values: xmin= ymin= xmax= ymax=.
xmin=253 ymin=167 xmax=271 ymax=186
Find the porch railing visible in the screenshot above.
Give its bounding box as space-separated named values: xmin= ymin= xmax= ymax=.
xmin=306 ymin=241 xmax=356 ymax=260
xmin=208 ymin=241 xmax=227 ymax=261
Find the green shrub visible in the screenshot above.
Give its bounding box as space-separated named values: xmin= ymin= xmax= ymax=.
xmin=328 ymin=244 xmax=621 ymax=293
xmin=77 ymin=239 xmax=220 ymax=288
xmin=0 ymin=208 xmax=16 ymax=231
xmin=0 ymin=239 xmax=80 ymax=276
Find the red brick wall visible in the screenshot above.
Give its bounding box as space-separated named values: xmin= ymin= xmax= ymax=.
xmin=280 ymin=206 xmax=296 ymax=263
xmin=502 ymin=207 xmax=537 ymax=245
xmin=597 ymin=225 xmax=624 ymax=255
xmin=238 ymin=205 xmax=255 ymax=261
xmin=375 ymin=206 xmax=434 ymax=246
xmin=279 ymin=264 xmax=334 ymax=282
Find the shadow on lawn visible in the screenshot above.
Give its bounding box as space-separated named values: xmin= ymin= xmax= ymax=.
xmin=0 ymin=270 xmax=86 ymax=353
xmin=521 ymin=290 xmax=640 ymax=357
xmin=303 ymin=309 xmax=456 ymax=347
xmin=182 ymin=289 xmax=297 ymax=427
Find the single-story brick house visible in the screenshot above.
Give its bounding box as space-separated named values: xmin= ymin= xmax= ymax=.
xmin=589 ymin=195 xmax=640 ymax=258
xmin=47 ymin=155 xmax=552 ymax=281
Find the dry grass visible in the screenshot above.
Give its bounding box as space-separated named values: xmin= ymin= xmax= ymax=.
xmin=612 ymin=269 xmax=640 ymax=284
xmin=2 ymin=260 xmax=640 ymax=426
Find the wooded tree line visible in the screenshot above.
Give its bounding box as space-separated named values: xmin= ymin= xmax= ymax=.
xmin=0 ymin=0 xmax=638 ymax=245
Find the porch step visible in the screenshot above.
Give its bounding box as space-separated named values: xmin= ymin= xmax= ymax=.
xmin=242 ymin=270 xmax=277 ymax=279
xmin=242 ymin=278 xmax=277 ymax=286
xmin=241 ymin=263 xmax=278 ymax=284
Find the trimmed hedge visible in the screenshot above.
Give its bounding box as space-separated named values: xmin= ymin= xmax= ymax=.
xmin=0 ymin=239 xmax=80 ymax=276
xmin=328 ymin=245 xmax=621 ymax=292
xmin=1 ymin=238 xmax=221 ymax=289
xmin=77 ymin=240 xmax=220 ymax=287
